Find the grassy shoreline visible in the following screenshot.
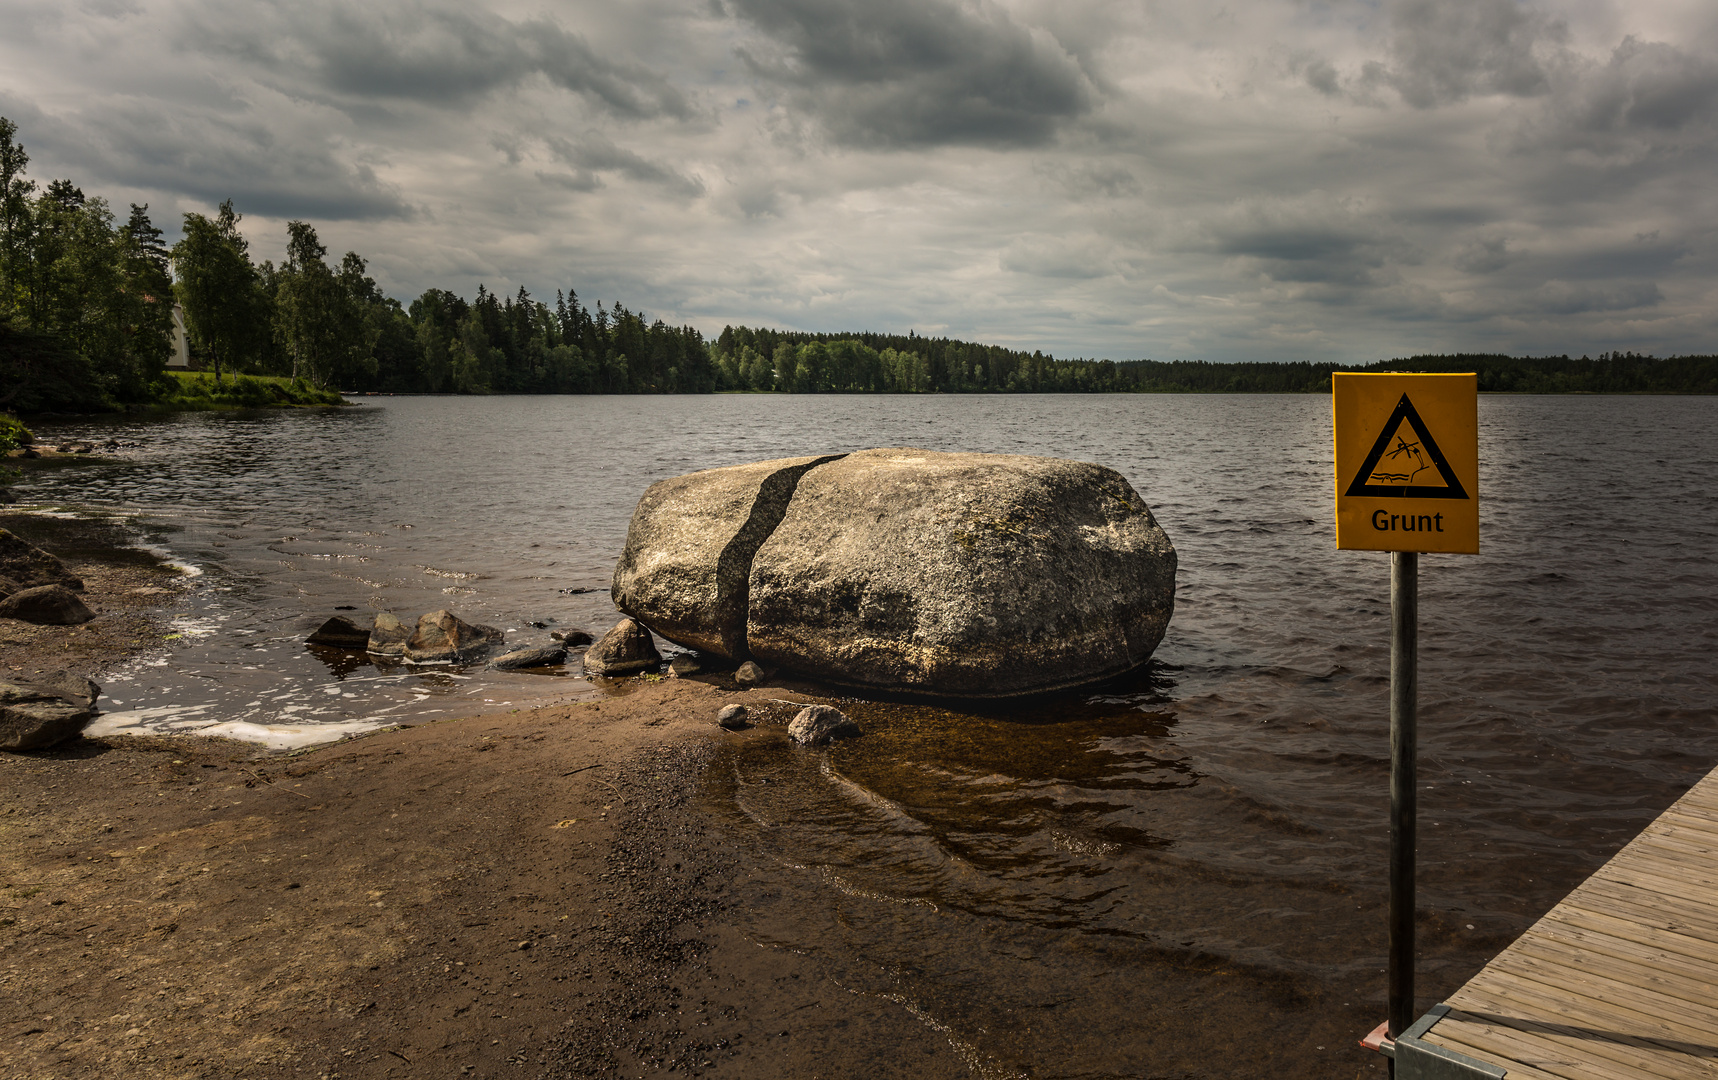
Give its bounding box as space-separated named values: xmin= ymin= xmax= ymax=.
xmin=140 ymin=371 xmax=350 ymax=412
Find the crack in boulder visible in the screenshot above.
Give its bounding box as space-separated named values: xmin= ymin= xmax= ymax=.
xmin=711 ymin=455 xmax=846 ymax=658
xmin=611 ymin=454 xmax=846 ymax=660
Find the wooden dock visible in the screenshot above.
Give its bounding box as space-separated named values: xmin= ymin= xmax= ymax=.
xmin=1395 ymin=766 xmax=1718 ymax=1079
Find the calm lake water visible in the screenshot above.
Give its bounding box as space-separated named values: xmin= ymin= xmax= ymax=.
xmin=20 ymin=393 xmax=1718 ymax=1077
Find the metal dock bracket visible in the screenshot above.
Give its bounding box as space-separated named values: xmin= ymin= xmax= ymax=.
xmin=1361 ymin=1004 xmax=1507 ymax=1079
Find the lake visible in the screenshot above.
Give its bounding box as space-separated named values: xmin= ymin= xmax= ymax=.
xmin=19 ymin=392 xmax=1718 ymax=1077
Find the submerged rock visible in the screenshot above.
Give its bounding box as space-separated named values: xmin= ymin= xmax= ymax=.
xmin=581 ymin=618 xmax=660 ymax=677
xmin=404 ymin=609 xmax=504 ymax=664
xmin=492 ymin=646 xmax=567 ymax=671
xmin=613 ymin=448 xmax=1177 ymax=698
xmin=367 ymin=612 xmax=412 ymax=657
xmin=0 ymin=529 xmax=82 ymax=591
xmin=305 ymin=615 xmax=371 ymax=649
xmin=0 ymin=584 xmax=95 ymax=625
xmin=1 ymin=671 xmax=100 ymax=751
xmin=787 ymin=704 xmax=859 ymax=746
xmin=551 ymin=628 xmax=594 ymax=647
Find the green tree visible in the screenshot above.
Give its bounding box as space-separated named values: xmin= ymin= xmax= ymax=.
xmin=0 ymin=117 xmax=33 ymax=318
xmin=172 ymin=200 xmax=265 ymax=384
xmin=274 ymin=221 xmax=365 ymax=388
xmin=105 ymin=204 xmax=176 ymax=400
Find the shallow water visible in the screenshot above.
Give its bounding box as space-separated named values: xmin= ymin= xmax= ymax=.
xmin=21 ymin=392 xmax=1718 ymax=1075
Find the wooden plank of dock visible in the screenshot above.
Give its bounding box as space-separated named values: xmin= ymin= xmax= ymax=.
xmin=1413 ymin=766 xmax=1718 ymax=1079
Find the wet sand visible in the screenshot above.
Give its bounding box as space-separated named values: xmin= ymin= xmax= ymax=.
xmin=1 ymin=681 xmax=977 ymax=1080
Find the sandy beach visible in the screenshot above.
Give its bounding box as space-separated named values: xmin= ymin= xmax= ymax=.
xmin=0 ymin=509 xmax=975 ymax=1079
xmin=2 ymin=678 xmax=982 ymax=1080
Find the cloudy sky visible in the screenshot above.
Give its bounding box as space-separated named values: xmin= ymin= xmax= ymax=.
xmin=3 ymin=0 xmax=1715 ymax=362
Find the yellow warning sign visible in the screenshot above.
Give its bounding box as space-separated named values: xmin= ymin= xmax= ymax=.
xmin=1333 ymin=372 xmax=1478 ymax=553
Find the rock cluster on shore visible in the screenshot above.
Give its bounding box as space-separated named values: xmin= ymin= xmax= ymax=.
xmin=612 ymin=448 xmax=1177 ymax=698
xmin=0 ymin=529 xmax=95 ymax=625
xmin=306 ymin=609 xmax=582 ymax=672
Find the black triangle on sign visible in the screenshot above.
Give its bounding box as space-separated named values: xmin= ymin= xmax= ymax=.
xmin=1344 ymin=394 xmax=1469 ymax=499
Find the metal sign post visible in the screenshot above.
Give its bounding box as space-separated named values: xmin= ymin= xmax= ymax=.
xmin=1389 ymin=551 xmax=1417 ymax=1049
xmin=1333 ymin=372 xmax=1478 ymax=1074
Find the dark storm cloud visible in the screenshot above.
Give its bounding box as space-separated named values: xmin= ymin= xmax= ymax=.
xmin=1549 ymin=37 xmax=1718 ymax=136
xmin=727 ymin=0 xmax=1094 ymax=146
xmin=1534 ymin=279 xmax=1662 ymax=314
xmin=1381 ymin=0 xmax=1557 ymax=107
xmin=184 ymin=0 xmax=694 ymax=119
xmin=1201 ymin=198 xmax=1412 ymax=288
xmin=1454 ymin=237 xmax=1513 ymax=274
xmin=539 ymin=136 xmax=706 ymax=198
xmin=2 ymin=90 xmax=410 ymax=221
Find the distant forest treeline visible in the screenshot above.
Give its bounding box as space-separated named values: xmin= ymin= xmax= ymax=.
xmin=1114 ymin=353 xmax=1718 ymax=395
xmin=2 ymin=116 xmax=1714 ymax=413
xmin=714 ymin=325 xmax=1718 ymax=394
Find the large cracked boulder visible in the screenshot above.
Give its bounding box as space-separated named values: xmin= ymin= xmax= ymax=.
xmin=612 ymin=448 xmax=1176 ymax=698
xmin=1 ymin=671 xmax=101 ymax=751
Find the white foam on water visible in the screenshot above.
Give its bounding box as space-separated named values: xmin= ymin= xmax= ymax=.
xmin=195 ymin=719 xmax=385 ymax=749
xmin=86 ymin=704 xmax=217 ymax=737
xmin=167 ymin=614 xmax=224 ymax=639
xmin=123 ymin=540 xmax=205 ymax=577
xmin=86 ymin=705 xmax=391 ymax=749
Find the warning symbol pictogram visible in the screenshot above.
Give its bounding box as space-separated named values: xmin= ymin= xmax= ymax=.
xmin=1343 ymin=394 xmax=1469 ymax=500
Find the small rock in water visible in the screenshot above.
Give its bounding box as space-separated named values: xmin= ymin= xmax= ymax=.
xmin=787 ymin=705 xmax=859 ymax=746
xmin=581 ymin=618 xmax=661 ymax=677
xmin=1 ymin=671 xmax=100 ymax=752
xmin=556 ymin=628 xmax=594 ymax=647
xmin=667 ymin=655 xmax=702 ymax=678
xmin=492 ymin=646 xmax=568 ymax=671
xmin=367 ymin=612 xmax=412 ymax=657
xmin=404 ymin=610 xmax=505 ymax=664
xmin=0 ymin=584 xmax=96 ymax=625
xmin=305 ymin=614 xmax=370 ymax=649
xmin=716 ymin=704 xmax=748 ymax=730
